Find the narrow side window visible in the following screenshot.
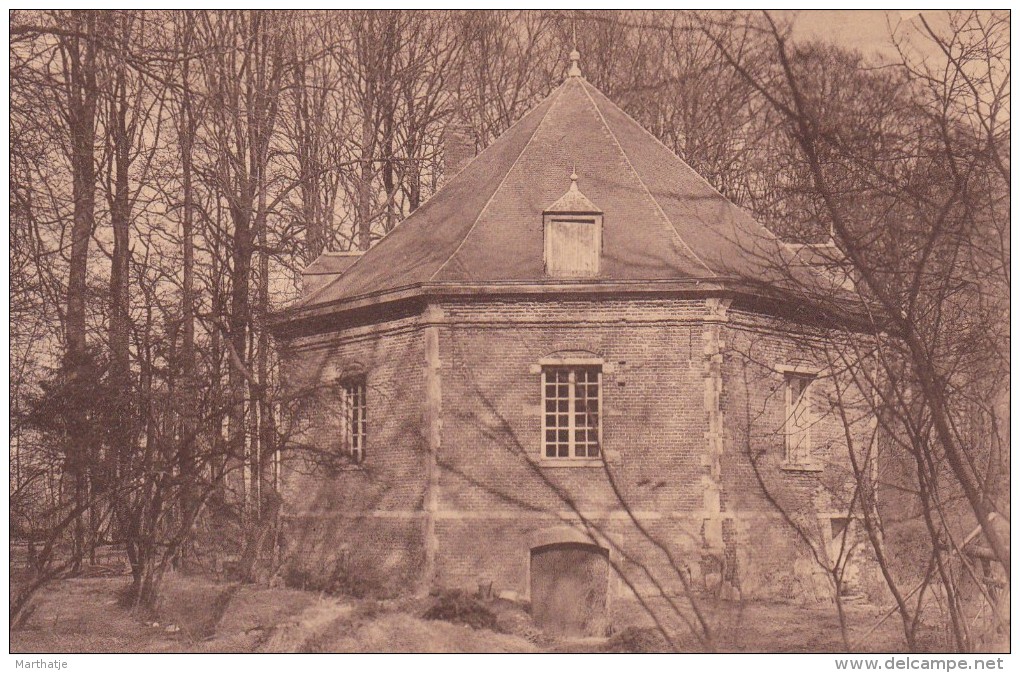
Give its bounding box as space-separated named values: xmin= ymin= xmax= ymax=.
xmin=784 ymin=372 xmax=813 ymax=465
xmin=341 ymin=377 xmax=367 ymax=463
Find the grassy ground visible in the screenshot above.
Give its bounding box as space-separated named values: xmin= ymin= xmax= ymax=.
xmin=591 ymin=596 xmax=930 ymax=653
xmin=10 ymin=575 xmax=932 ymax=653
xmin=10 ymin=576 xmax=538 ymax=653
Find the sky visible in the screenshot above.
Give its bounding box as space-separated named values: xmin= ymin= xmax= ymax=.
xmin=784 ymin=9 xmax=954 ymax=62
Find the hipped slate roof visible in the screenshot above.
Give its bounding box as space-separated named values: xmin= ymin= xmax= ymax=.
xmin=298 ymin=73 xmax=812 ymax=312
xmin=303 ymin=250 xmax=363 ymax=277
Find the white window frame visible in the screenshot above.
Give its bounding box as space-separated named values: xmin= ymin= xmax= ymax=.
xmin=540 ymin=357 xmax=603 ymax=464
xmin=340 ymin=377 xmax=367 ymax=463
xmin=776 ymin=364 xmax=821 ymax=471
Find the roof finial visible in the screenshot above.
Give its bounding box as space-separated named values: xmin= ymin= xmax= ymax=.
xmin=568 ymin=48 xmax=581 ymax=78
xmin=569 ymin=166 xmax=579 ymax=191
xmin=567 ymin=13 xmax=582 ymax=78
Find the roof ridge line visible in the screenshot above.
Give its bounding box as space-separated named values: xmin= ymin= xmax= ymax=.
xmin=578 ymin=81 xmax=718 ymax=278
xmin=582 ymin=87 xmax=834 ymax=285
xmin=581 ymin=84 xmax=835 ymax=289
xmin=582 ymin=81 xmax=787 ymax=247
xmin=429 ymin=80 xmax=570 ymax=282
xmin=301 ymin=83 xmax=567 ymax=306
xmin=429 ymin=82 xmax=565 ymax=203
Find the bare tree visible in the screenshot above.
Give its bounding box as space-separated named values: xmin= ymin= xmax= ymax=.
xmin=8 ymin=10 xmax=1008 ymax=651
xmin=701 ymin=9 xmax=1009 ymax=651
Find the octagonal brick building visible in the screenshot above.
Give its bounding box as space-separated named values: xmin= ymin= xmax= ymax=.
xmin=272 ymin=54 xmax=867 ymax=634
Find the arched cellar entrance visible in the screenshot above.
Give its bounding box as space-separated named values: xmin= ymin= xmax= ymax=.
xmin=529 ymin=542 xmax=610 ymax=637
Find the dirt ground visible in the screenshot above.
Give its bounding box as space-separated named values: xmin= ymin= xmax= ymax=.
xmin=10 ymin=575 xmax=934 ymax=653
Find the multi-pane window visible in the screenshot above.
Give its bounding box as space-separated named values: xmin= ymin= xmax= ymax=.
xmin=542 ymin=365 xmax=601 ymax=459
xmin=784 ymin=373 xmax=813 ymax=465
xmin=340 ymin=378 xmax=367 ymax=463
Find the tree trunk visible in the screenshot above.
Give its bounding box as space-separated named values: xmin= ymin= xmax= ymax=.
xmin=294 ymin=60 xmax=325 ymax=262
xmin=106 ymin=11 xmax=134 ymax=551
xmin=227 ymin=202 xmax=252 ymax=517
xmin=61 ymin=10 xmax=99 ymax=572
xmin=178 ymin=10 xmax=199 ymax=543
xmin=358 ymin=111 xmax=375 ymax=251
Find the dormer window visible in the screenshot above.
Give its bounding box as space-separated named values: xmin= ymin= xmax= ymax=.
xmin=544 ymin=173 xmax=603 ymax=278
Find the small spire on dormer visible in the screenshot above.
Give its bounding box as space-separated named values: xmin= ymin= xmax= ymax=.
xmin=545 ymin=168 xmax=601 ymax=215
xmin=568 ymin=49 xmax=582 ymax=78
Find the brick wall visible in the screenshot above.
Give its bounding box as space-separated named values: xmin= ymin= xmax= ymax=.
xmin=720 ymin=306 xmax=870 ymax=600
xmin=436 ymin=516 xmax=704 ymax=606
xmin=277 ymin=294 xmax=873 ymax=604
xmin=277 ymin=315 xmax=429 ymax=596
xmin=434 ymin=296 xmax=723 ymax=601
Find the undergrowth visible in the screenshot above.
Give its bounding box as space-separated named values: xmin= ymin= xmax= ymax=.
xmin=422 ymin=589 xmax=499 ymax=631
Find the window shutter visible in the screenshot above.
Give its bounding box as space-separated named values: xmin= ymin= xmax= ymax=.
xmin=543 ymin=173 xmax=603 ymax=278
xmin=546 ymin=218 xmax=600 ymax=277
